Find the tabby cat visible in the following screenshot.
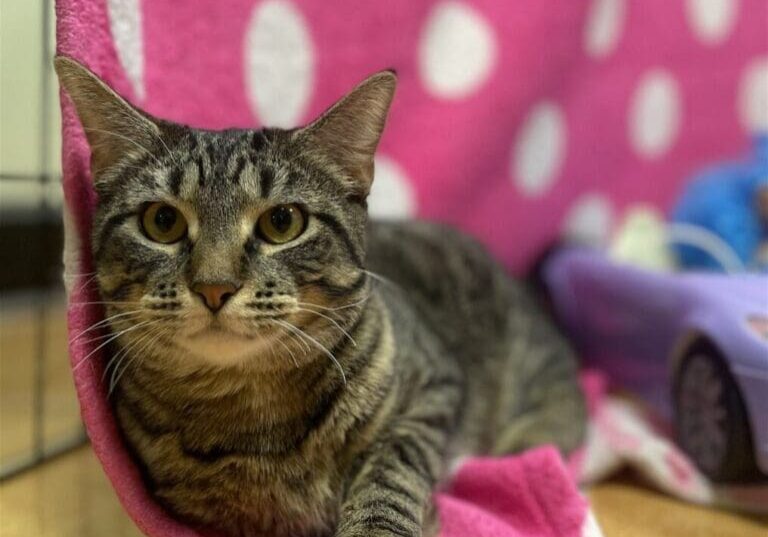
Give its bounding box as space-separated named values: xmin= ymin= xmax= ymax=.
xmin=56 ymin=56 xmax=585 ymax=537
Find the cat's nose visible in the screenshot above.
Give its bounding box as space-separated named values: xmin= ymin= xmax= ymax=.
xmin=192 ymin=281 xmax=240 ymax=312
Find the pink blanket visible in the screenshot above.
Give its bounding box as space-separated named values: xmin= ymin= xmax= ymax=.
xmin=437 ymin=448 xmax=598 ymax=537
xmin=57 ymin=1 xmax=767 ymax=535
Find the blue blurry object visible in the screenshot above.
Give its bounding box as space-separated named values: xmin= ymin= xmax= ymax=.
xmin=672 ymin=133 xmax=768 ymax=272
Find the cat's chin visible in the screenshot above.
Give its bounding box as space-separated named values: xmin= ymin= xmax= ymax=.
xmin=175 ymin=327 xmax=282 ymax=369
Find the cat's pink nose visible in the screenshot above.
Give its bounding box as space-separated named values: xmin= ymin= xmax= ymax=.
xmin=192 ymin=282 xmax=239 ymax=312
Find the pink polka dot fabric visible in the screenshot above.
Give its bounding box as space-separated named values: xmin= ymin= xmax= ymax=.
xmin=60 ymin=0 xmax=768 ymax=273
xmin=56 ymin=1 xmax=767 ymax=536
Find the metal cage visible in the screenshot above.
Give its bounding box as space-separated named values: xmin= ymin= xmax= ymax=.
xmin=0 ymin=0 xmax=87 ymax=481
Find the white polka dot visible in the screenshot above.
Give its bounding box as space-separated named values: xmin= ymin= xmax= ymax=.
xmin=245 ymin=0 xmax=313 ymax=127
xmin=563 ymin=194 xmax=614 ymax=246
xmin=584 ymin=0 xmax=626 ymax=58
xmin=368 ymin=156 xmax=416 ymax=219
xmin=629 ymin=70 xmax=681 ymax=159
xmin=106 ymin=0 xmax=144 ymax=100
xmin=512 ymin=102 xmax=567 ymax=197
xmin=739 ymin=57 xmax=768 ymax=132
xmin=419 ymin=2 xmax=497 ymax=99
xmin=685 ymin=0 xmax=738 ymax=44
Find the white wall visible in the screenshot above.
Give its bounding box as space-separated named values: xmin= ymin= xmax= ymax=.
xmin=0 ymin=0 xmax=62 ymax=214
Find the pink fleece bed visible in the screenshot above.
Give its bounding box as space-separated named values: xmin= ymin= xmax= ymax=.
xmin=58 ymin=1 xmax=767 ymax=535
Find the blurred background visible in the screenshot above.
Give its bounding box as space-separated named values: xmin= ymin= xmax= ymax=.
xmin=2 ymin=0 xmax=103 ymax=534
xmin=1 ymin=0 xmax=767 ymax=535
xmin=1 ymin=0 xmax=83 ymax=481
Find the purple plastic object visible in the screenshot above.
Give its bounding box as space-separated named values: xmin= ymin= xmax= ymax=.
xmin=543 ymin=247 xmax=768 ymax=478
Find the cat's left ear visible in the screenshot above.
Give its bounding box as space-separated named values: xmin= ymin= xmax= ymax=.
xmin=298 ymin=70 xmax=397 ymax=197
xmin=54 ymin=56 xmax=162 ymax=178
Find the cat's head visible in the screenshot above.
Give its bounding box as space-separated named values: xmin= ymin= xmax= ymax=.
xmin=55 ymin=57 xmax=396 ymax=370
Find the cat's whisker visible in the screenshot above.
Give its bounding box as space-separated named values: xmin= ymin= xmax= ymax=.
xmin=330 ymin=295 xmax=371 ymax=312
xmin=70 ymin=300 xmax=144 ymax=306
xmin=66 ymin=272 xmax=101 ymax=295
xmin=77 ymin=318 xmax=161 ymax=366
xmin=104 ymin=322 xmax=160 ymax=382
xmin=273 ymin=319 xmax=346 ymax=385
xmin=273 ymin=333 xmax=299 ymax=369
xmin=104 ymin=320 xmax=165 ymax=373
xmin=62 ymin=270 xmax=98 ymax=279
xmin=296 ymin=292 xmax=371 ymax=314
xmin=246 ymin=328 xmax=276 ymax=366
xmin=78 ymin=324 xmax=150 ymax=347
xmin=274 ymin=322 xmax=312 ymax=361
xmin=68 ymin=309 xmax=145 ymax=344
xmin=110 ymin=333 xmax=162 ymax=395
xmin=279 ymin=324 xmax=311 ymax=354
xmin=294 ymin=307 xmax=357 ymax=347
xmin=73 ymin=319 xmax=161 ymax=371
xmin=362 ymin=269 xmax=398 ymax=290
xmin=295 ymin=302 xmax=345 ymax=321
xmin=109 ymin=324 xmax=168 ymax=395
xmin=68 ymin=309 xmax=144 ymax=340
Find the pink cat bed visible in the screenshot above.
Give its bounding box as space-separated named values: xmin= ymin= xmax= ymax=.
xmin=58 ymin=1 xmax=766 ymax=535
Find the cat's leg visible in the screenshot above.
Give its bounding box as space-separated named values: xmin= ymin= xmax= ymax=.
xmin=334 ymin=435 xmax=439 ymax=537
xmin=491 ymin=311 xmax=586 ymax=455
xmin=334 ymin=377 xmax=461 ymax=537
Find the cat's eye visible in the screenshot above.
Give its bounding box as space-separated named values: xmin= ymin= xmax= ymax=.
xmin=257 ymin=204 xmax=306 ymax=244
xmin=141 ymin=202 xmax=188 ymax=244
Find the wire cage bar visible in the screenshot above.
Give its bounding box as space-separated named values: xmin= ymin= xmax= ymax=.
xmin=0 ymin=0 xmax=88 ymax=481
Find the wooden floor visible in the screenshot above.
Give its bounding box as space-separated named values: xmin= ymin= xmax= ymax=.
xmin=1 ymin=295 xmax=82 ymax=470
xmin=0 ymin=446 xmax=765 ymax=537
xmin=0 ymin=447 xmax=140 ymax=537
xmin=590 ymin=477 xmax=768 ymax=537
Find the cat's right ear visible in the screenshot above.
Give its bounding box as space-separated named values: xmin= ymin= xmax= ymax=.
xmin=54 ymin=56 xmax=160 ymax=178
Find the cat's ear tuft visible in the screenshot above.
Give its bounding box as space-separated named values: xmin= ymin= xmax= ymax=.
xmin=54 ymin=56 xmax=160 ymax=178
xmin=299 ymin=70 xmax=397 ymax=197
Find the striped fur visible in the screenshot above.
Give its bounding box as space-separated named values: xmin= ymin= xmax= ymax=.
xmin=57 ymin=57 xmax=585 ymax=537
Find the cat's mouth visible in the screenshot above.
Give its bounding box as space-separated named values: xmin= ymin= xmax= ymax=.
xmin=192 ymin=325 xmax=241 ymax=338
xmin=189 ymin=323 xmax=259 ymax=343
xmin=177 ymin=323 xmax=282 ymax=367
